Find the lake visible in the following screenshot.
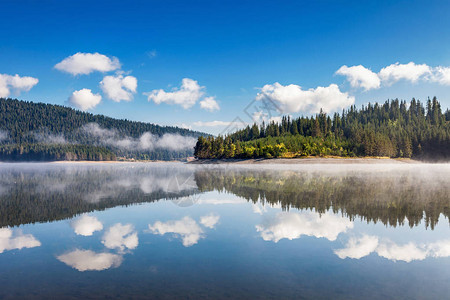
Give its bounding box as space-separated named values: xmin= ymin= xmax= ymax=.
xmin=0 ymin=162 xmax=449 ymax=299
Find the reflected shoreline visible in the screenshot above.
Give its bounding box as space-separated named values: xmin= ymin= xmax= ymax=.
xmin=0 ymin=163 xmax=448 ymax=229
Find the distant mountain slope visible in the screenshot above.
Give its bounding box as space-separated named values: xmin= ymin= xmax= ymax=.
xmin=0 ymin=98 xmax=206 ymax=161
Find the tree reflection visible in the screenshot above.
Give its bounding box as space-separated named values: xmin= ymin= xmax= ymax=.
xmin=195 ymin=167 xmax=450 ymax=229
xmin=0 ymin=164 xmax=199 ymax=227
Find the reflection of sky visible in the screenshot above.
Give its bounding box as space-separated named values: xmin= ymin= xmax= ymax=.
xmin=0 ymin=166 xmax=449 ymax=298
xmin=0 ymin=227 xmax=41 ymax=253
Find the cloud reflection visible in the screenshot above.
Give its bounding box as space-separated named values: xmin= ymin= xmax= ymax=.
xmin=102 ymin=223 xmax=138 ymax=252
xmin=335 ymin=235 xmax=450 ymax=262
xmin=71 ymin=215 xmax=103 ymax=236
xmin=148 ymin=214 xmax=220 ymax=247
xmin=256 ymin=211 xmax=353 ymax=242
xmin=0 ymin=228 xmax=41 ymax=253
xmin=199 ymin=213 xmax=220 ymax=229
xmin=57 ymin=249 xmax=123 ymax=271
xmin=148 ymin=216 xmax=204 ymax=247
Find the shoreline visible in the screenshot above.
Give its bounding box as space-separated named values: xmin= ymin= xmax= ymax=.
xmin=188 ymin=157 xmax=423 ymax=164
xmin=1 ymin=157 xmax=444 ymax=164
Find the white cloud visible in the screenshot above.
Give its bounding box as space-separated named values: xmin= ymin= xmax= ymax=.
xmin=193 ymin=120 xmax=246 ymax=127
xmin=68 ymin=89 xmax=102 ymax=111
xmin=430 ymin=66 xmax=450 ymax=85
xmin=145 ymin=78 xmax=205 ymax=109
xmin=199 ymin=96 xmax=220 ymax=112
xmin=100 ymin=75 xmax=137 ymax=102
xmin=102 ymin=223 xmax=138 ymax=252
xmin=54 ymin=52 xmax=121 ymax=75
xmin=57 ymin=249 xmax=123 ymax=271
xmin=336 ymin=65 xmax=381 ymax=91
xmin=337 ymin=62 xmax=450 ymax=89
xmin=199 ymin=214 xmax=220 ymax=229
xmin=335 ymin=236 xmax=450 ymax=262
xmin=0 ymin=74 xmax=39 ymax=98
xmin=334 ymin=235 xmax=379 ymax=259
xmin=0 ymin=228 xmax=41 ymax=253
xmin=148 ymin=216 xmax=205 ymax=247
xmin=378 ymin=62 xmax=431 ymax=85
xmin=177 ymin=123 xmax=192 ymax=130
xmin=71 ymin=215 xmax=103 ymax=236
xmin=256 ymin=211 xmax=353 ymax=243
xmin=255 ymin=83 xmax=354 ymax=114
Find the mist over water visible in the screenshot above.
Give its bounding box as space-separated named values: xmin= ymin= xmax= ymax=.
xmin=0 ymin=162 xmax=449 ymax=299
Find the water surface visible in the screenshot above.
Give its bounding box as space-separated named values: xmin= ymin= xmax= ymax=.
xmin=0 ymin=162 xmax=449 ymax=299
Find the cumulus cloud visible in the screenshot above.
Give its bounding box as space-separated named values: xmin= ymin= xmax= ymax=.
xmin=378 ymin=62 xmax=431 ymax=85
xmin=71 ymin=215 xmax=103 ymax=236
xmin=199 ymin=96 xmax=220 ymax=112
xmin=68 ymin=89 xmax=102 ymax=111
xmin=430 ymin=66 xmax=450 ymax=85
xmin=336 ymin=65 xmax=381 ymax=91
xmin=148 ymin=216 xmax=205 ymax=247
xmin=100 ymin=74 xmax=137 ymax=102
xmin=336 ymin=62 xmax=450 ymax=89
xmin=54 ymin=52 xmax=121 ymax=75
xmin=255 ymin=83 xmax=354 ymax=114
xmin=334 ymin=236 xmax=450 ymax=262
xmin=57 ymin=249 xmax=123 ymax=271
xmin=146 ymin=78 xmax=204 ymax=109
xmin=199 ymin=214 xmax=220 ymax=229
xmin=102 ymin=223 xmax=138 ymax=252
xmin=82 ymin=123 xmax=196 ymax=151
xmin=0 ymin=74 xmax=39 ymax=98
xmin=0 ymin=228 xmax=41 ymax=253
xmin=256 ymin=211 xmax=353 ymax=243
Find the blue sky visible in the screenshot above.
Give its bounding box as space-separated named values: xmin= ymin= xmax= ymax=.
xmin=1 ymin=0 xmax=450 ymax=134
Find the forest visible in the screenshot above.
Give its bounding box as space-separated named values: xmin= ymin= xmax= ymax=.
xmin=0 ymin=98 xmax=205 ymax=161
xmin=194 ymin=98 xmax=450 ymax=160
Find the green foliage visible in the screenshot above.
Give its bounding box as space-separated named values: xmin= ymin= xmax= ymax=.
xmin=0 ymin=143 xmax=116 ymax=161
xmin=195 ymin=98 xmax=450 ymax=160
xmin=0 ymin=98 xmax=206 ymax=161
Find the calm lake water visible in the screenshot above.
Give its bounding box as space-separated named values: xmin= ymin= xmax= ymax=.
xmin=0 ymin=162 xmax=449 ymax=299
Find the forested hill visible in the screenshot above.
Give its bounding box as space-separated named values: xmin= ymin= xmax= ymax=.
xmin=194 ymin=98 xmax=450 ymax=161
xmin=0 ymin=98 xmax=206 ymax=161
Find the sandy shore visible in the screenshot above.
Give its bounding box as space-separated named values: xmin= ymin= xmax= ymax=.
xmin=188 ymin=157 xmax=422 ymax=164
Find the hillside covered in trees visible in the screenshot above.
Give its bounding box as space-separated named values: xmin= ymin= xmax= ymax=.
xmin=0 ymin=98 xmax=205 ymax=161
xmin=194 ymin=98 xmax=450 ymax=161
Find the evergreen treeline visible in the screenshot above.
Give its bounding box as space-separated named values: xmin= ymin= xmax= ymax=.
xmin=0 ymin=98 xmax=205 ymax=161
xmin=0 ymin=143 xmax=116 ymax=161
xmin=195 ymin=98 xmax=450 ymax=160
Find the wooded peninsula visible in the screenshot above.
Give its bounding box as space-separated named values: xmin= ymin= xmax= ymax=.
xmin=194 ymin=98 xmax=450 ymax=161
